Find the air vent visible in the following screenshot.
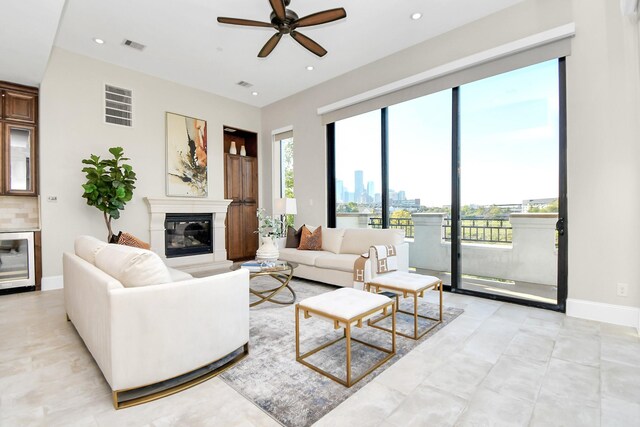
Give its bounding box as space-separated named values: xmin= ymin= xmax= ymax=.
xmin=122 ymin=39 xmax=146 ymax=51
xmin=104 ymin=84 xmax=132 ymax=127
xmin=236 ymin=81 xmax=253 ymax=88
xmin=224 ymin=127 xmax=237 ymax=132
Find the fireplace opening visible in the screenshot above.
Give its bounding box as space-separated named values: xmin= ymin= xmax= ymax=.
xmin=165 ymin=213 xmax=213 ymax=258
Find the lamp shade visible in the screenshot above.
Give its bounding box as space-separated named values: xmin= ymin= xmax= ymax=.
xmin=275 ymin=198 xmax=297 ymax=215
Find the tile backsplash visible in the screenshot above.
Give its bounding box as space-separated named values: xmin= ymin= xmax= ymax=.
xmin=0 ymin=196 xmax=40 ymax=231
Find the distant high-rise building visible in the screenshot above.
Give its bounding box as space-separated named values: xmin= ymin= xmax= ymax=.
xmin=354 ymin=171 xmax=364 ymax=203
xmin=336 ymin=180 xmax=344 ymax=203
xmin=367 ymin=181 xmax=375 ymax=199
xmin=375 ymin=193 xmax=382 ymax=203
xmin=398 ymin=191 xmax=406 ymax=201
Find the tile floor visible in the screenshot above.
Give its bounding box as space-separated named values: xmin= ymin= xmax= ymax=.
xmin=1 ymin=288 xmax=639 ymax=426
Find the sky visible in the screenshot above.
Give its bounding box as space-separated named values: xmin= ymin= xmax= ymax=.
xmin=334 ymin=59 xmax=560 ymax=207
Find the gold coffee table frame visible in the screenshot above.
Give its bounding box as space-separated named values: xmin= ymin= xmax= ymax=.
xmin=232 ymin=261 xmax=298 ymax=307
xmin=295 ymin=299 xmax=396 ymax=387
xmin=365 ymin=278 xmax=443 ymax=340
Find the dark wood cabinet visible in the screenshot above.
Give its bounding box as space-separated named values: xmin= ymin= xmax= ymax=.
xmin=225 ymin=151 xmax=259 ymax=260
xmin=1 ymin=82 xmax=38 ymax=195
xmin=224 ymin=126 xmax=258 ymax=261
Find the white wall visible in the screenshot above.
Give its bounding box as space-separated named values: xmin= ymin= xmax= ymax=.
xmin=260 ymin=0 xmax=640 ymax=312
xmin=40 ymin=48 xmax=261 ymax=278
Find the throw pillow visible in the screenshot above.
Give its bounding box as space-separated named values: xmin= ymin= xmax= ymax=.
xmin=117 ymin=232 xmax=151 ymax=250
xmin=298 ymin=225 xmax=323 ymax=250
xmin=321 ymin=228 xmax=345 ymax=254
xmin=285 ymin=226 xmax=303 ymax=248
xmin=95 ymin=244 xmax=172 ymax=287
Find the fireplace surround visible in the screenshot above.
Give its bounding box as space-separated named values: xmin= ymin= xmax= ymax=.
xmin=144 ymin=198 xmax=232 ymax=272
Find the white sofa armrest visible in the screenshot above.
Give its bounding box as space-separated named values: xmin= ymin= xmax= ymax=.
xmin=63 ymin=252 xmax=123 ymax=387
xmin=108 ymin=269 xmax=249 ymax=391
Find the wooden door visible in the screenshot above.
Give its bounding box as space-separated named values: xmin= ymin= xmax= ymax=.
xmin=4 ymin=91 xmax=36 ymax=123
xmin=225 ymin=154 xmax=242 ymax=202
xmin=241 ymin=157 xmax=258 ymax=203
xmin=242 ymin=202 xmax=259 ymax=256
xmin=225 ymin=203 xmax=244 ymax=260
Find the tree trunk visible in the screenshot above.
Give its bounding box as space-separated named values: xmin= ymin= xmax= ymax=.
xmin=104 ymin=212 xmax=113 ymax=242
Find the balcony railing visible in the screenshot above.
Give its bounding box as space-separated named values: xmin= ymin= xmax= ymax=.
xmin=368 ymin=216 xmax=512 ymax=243
xmin=368 ymin=217 xmax=414 ymax=238
xmin=443 ymin=217 xmax=512 ymax=244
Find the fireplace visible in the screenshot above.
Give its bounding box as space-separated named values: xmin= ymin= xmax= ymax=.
xmin=165 ymin=213 xmax=212 ymax=258
xmin=144 ymin=197 xmax=232 ymax=272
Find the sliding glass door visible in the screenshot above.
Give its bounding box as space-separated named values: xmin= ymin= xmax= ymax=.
xmin=328 ymin=59 xmax=567 ymax=311
xmin=457 ymin=60 xmax=561 ymax=304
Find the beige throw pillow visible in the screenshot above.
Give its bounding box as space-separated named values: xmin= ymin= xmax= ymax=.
xmin=321 ymin=228 xmax=345 ymax=254
xmin=95 ymin=244 xmax=172 ymax=287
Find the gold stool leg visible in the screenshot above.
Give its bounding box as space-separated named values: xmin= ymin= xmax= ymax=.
xmin=295 ymin=305 xmax=300 ymax=359
xmin=345 ymin=323 xmax=352 ymax=386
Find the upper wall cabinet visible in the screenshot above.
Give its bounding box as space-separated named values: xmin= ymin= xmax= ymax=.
xmin=0 ymin=82 xmax=39 ymax=195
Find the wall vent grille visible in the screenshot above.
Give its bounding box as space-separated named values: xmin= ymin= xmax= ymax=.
xmin=122 ymin=39 xmax=146 ymax=51
xmin=104 ymin=84 xmax=132 ymax=127
xmin=236 ymin=81 xmax=253 ymax=88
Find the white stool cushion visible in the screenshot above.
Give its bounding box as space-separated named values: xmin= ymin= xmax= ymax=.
xmin=299 ymin=288 xmax=390 ymax=321
xmin=369 ymin=271 xmax=440 ymax=293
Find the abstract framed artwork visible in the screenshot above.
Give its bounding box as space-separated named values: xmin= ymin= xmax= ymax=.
xmin=166 ymin=112 xmax=208 ymax=197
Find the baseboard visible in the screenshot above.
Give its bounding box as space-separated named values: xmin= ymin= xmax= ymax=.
xmin=566 ymin=298 xmax=640 ymax=330
xmin=41 ymin=275 xmax=63 ymax=291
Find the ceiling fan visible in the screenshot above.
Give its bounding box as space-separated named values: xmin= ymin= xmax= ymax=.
xmin=217 ymin=0 xmax=347 ymax=58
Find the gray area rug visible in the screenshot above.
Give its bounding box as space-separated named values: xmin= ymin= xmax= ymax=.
xmin=220 ymin=278 xmax=463 ymax=427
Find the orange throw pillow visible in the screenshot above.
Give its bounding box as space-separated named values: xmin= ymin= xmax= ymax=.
xmin=298 ymin=226 xmax=322 ymax=250
xmin=117 ymin=232 xmax=151 ymax=250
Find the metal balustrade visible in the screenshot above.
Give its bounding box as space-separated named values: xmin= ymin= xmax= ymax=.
xmin=367 ymin=216 xmax=512 ymax=244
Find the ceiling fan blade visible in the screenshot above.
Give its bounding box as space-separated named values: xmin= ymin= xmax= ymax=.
xmin=258 ymin=32 xmax=283 ymax=57
xmin=217 ymin=17 xmax=274 ymax=28
xmin=294 ymin=8 xmax=347 ymax=28
xmin=290 ymin=31 xmax=327 ymax=57
xmin=269 ymin=0 xmax=286 ymax=21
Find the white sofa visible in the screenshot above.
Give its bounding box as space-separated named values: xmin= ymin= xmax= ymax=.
xmin=279 ymin=228 xmax=408 ymax=287
xmin=63 ymin=236 xmax=250 ymax=409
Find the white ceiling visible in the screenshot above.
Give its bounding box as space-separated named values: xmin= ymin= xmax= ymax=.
xmin=2 ymin=0 xmax=525 ymax=107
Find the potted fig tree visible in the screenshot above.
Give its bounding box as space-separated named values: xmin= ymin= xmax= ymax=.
xmin=81 ymin=147 xmax=137 ymax=242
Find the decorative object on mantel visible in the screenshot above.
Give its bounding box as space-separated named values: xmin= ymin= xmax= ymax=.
xmin=255 ymin=208 xmax=285 ymax=262
xmin=81 ymin=147 xmax=137 ymax=242
xmin=240 ymin=145 xmax=247 ymax=156
xmin=229 ymin=140 xmax=237 ymax=154
xmin=166 ymin=112 xmax=208 ymax=197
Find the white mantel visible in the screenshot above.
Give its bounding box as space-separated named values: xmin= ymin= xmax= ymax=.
xmin=144 ymin=197 xmax=232 ymax=272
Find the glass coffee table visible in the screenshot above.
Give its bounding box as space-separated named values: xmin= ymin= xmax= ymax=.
xmin=231 ymin=260 xmax=298 ymax=307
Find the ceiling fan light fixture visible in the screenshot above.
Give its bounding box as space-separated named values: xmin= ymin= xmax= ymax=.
xmin=411 ymin=12 xmax=423 ymax=20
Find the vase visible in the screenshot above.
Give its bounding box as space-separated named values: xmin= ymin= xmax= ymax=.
xmin=230 ymin=141 xmax=237 ymax=155
xmin=256 ymin=235 xmax=279 ymax=262
xmin=240 ymin=145 xmax=247 ymax=156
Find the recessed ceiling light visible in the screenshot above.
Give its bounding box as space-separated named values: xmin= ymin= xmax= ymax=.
xmin=93 ymin=38 xmax=105 ymax=44
xmin=411 ymin=12 xmax=422 ymax=20
xmin=251 ymin=91 xmax=258 ymax=96
xmin=306 ymin=66 xmax=314 ymax=71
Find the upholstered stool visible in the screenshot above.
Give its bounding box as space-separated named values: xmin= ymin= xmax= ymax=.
xmin=366 ymin=272 xmax=442 ymax=340
xmin=295 ymin=288 xmax=396 ymax=387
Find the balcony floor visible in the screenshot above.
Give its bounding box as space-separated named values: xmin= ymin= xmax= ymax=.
xmin=414 ymin=268 xmax=557 ymax=305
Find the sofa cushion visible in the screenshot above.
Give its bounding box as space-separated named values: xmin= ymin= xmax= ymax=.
xmin=167 ymin=267 xmax=193 ymax=282
xmin=298 ymin=226 xmax=322 ymax=250
xmin=339 ymin=228 xmax=405 ymax=255
xmin=285 ymin=226 xmax=303 ymax=248
xmin=314 ymin=253 xmax=361 ymax=273
xmin=74 ymin=235 xmax=108 ymax=265
xmin=95 ymin=244 xmax=172 ymax=287
xmin=321 ymin=228 xmax=345 ymax=254
xmin=279 ymin=248 xmax=332 ymax=266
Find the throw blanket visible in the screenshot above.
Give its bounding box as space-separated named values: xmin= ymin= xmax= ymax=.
xmin=353 ymin=245 xmax=398 ymax=288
